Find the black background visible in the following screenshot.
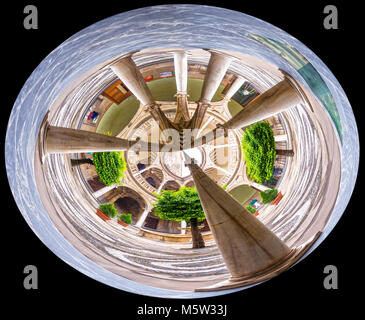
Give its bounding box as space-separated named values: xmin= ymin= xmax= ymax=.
xmin=2 ymin=0 xmax=362 ymax=317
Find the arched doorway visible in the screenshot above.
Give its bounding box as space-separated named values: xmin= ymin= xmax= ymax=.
xmin=100 ymin=186 xmax=147 ymax=225
xmin=142 ymin=167 xmax=163 ymax=189
xmin=114 ymin=197 xmax=143 ymax=224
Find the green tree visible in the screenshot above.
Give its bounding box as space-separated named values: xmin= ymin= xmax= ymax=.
xmin=153 ymin=187 xmax=206 ymax=249
xmin=93 ymin=151 xmax=126 ymax=186
xmin=241 ymin=121 xmax=276 ymax=183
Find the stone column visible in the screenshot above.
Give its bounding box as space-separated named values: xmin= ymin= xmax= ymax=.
xmin=222 ymin=76 xmax=246 ymax=102
xmin=173 ymin=51 xmax=188 ymax=95
xmin=189 ymin=50 xmax=233 ymax=129
xmin=173 ymin=51 xmax=190 ymax=123
xmin=200 ymin=50 xmax=233 ymax=104
xmin=110 ymin=55 xmax=154 ymax=106
xmin=156 ymin=181 xmax=165 ymax=194
xmin=136 ymin=206 xmax=151 ymax=228
xmin=188 ymin=103 xmax=210 ymax=130
xmin=45 ymin=125 xmax=162 ymax=154
xmin=45 ymin=125 xmax=132 ymax=154
xmin=223 ymin=77 xmax=302 ymax=130
xmin=111 ymin=55 xmax=175 ymax=134
xmin=184 ymin=153 xmax=290 ymax=279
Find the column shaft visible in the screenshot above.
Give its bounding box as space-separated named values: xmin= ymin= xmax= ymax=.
xmin=223 ymin=76 xmax=246 ymax=101
xmin=111 ymin=56 xmax=154 ymax=106
xmin=200 ymin=51 xmax=232 ymax=103
xmin=136 ymin=206 xmax=151 ymax=228
xmin=173 ymin=51 xmax=188 ymax=94
xmin=189 ymin=51 xmax=233 ymax=129
xmin=223 ymin=77 xmax=301 ymax=129
xmin=111 ymin=56 xmax=175 ymax=133
xmin=147 ymin=104 xmax=176 ymax=133
xmin=45 ymin=126 xmax=131 ymax=154
xmin=174 ymin=94 xmax=190 ymax=123
xmin=172 ymin=52 xmax=190 ymax=123
xmin=185 ymin=158 xmax=290 ymax=278
xmin=188 ymin=102 xmax=209 ymax=130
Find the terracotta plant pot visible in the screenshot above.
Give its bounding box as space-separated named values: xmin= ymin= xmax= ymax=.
xmin=96 ymin=209 xmax=111 ymax=221
xmin=117 ymin=219 xmax=128 ymax=227
xmin=271 ymin=192 xmax=283 ymax=205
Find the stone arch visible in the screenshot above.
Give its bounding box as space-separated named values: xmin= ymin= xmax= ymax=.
xmin=142 ymin=167 xmax=164 ymax=189
xmin=114 ymin=197 xmax=142 ymax=224
xmin=185 ymin=180 xmax=195 ymax=188
xmin=102 ymin=186 xmax=147 ymax=224
xmin=161 ymin=180 xmax=181 ymax=191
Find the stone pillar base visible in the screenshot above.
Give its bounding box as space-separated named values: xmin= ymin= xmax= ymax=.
xmin=195 ymin=249 xmax=298 ymax=292
xmin=195 ymin=232 xmax=321 ymax=292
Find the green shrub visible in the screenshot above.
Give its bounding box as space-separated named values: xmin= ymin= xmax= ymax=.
xmin=99 ymin=203 xmax=118 ymax=218
xmin=93 ymin=151 xmax=126 ymax=186
xmin=119 ymin=213 xmax=132 ymax=224
xmin=245 ymin=205 xmax=256 ymax=214
xmin=153 ymin=187 xmax=205 ymax=222
xmin=260 ymin=188 xmax=278 ymax=204
xmin=241 ymin=121 xmax=276 ymax=183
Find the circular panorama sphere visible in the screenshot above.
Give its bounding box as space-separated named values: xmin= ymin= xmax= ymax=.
xmin=5 ymin=5 xmax=359 ymax=298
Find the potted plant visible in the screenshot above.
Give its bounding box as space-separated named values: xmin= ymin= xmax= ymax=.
xmin=260 ymin=188 xmax=279 ymax=204
xmin=271 ymin=191 xmax=283 ymax=205
xmin=97 ymin=203 xmax=118 ymax=221
xmin=118 ymin=213 xmax=132 ymax=226
xmin=245 ymin=205 xmax=258 ymax=216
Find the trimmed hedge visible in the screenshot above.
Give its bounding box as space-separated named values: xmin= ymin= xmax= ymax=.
xmin=119 ymin=213 xmax=132 ymax=224
xmin=260 ymin=188 xmax=278 ymax=204
xmin=241 ymin=121 xmax=276 ymax=183
xmin=93 ymin=151 xmax=126 ymax=186
xmin=153 ymin=187 xmax=205 ymax=222
xmin=99 ymin=203 xmax=118 ymax=218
